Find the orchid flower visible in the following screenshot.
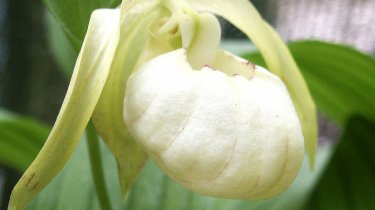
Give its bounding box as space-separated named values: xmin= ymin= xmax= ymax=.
xmin=9 ymin=0 xmax=317 ymax=209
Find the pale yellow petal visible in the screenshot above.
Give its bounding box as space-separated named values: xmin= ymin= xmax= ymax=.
xmin=9 ymin=9 xmax=120 ymax=210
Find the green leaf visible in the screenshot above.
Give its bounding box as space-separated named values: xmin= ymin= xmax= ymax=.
xmin=45 ymin=10 xmax=77 ymax=77
xmin=9 ymin=9 xmax=121 ymax=210
xmin=244 ymin=40 xmax=375 ymax=126
xmin=0 ymin=110 xmax=49 ymax=171
xmin=43 ymin=0 xmax=121 ymax=50
xmin=303 ymin=116 xmax=375 ymax=210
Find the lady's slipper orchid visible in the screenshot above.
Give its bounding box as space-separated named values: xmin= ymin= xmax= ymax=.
xmin=9 ymin=0 xmax=317 ymax=209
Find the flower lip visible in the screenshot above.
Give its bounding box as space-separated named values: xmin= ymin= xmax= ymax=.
xmin=123 ymin=48 xmax=304 ymax=200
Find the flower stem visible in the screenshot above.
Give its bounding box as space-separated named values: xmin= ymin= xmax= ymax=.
xmin=86 ymin=120 xmax=113 ymax=210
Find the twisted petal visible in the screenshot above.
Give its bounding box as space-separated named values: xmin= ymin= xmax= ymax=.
xmin=9 ymin=9 xmax=120 ymax=210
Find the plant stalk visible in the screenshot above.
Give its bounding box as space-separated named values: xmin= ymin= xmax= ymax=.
xmin=86 ymin=120 xmax=112 ymax=210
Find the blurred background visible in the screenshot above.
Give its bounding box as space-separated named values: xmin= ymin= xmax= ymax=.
xmin=0 ymin=0 xmax=374 ymax=209
xmin=0 ymin=0 xmax=68 ymax=209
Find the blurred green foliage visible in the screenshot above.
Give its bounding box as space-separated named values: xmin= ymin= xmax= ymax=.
xmin=0 ymin=110 xmax=49 ymax=172
xmin=244 ymin=41 xmax=375 ymax=126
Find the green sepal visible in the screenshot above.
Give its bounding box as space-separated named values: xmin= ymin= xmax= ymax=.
xmin=187 ymin=0 xmax=318 ymax=168
xmin=8 ymin=8 xmax=120 ymax=210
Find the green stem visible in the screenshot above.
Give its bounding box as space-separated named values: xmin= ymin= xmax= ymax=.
xmin=86 ymin=120 xmax=113 ymax=210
